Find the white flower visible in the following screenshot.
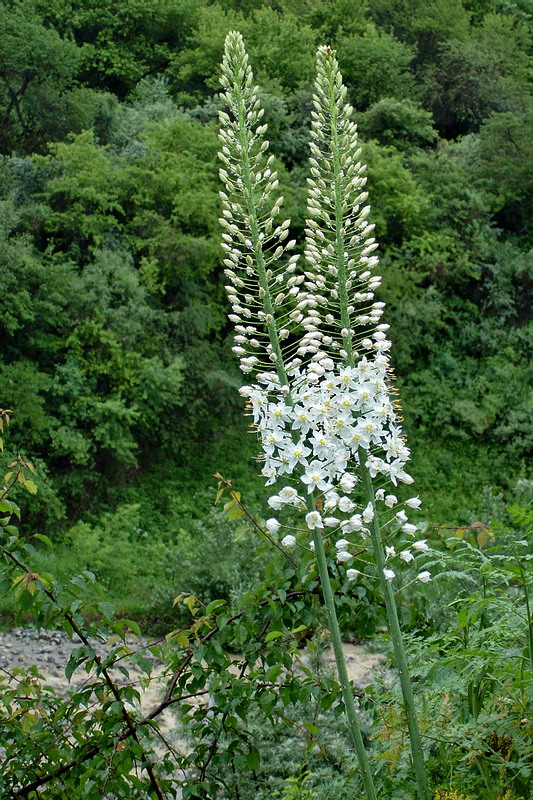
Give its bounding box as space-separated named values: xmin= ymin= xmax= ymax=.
xmin=416 ymin=571 xmax=431 ymax=583
xmin=402 ymin=523 xmax=418 ymax=536
xmin=305 ymin=511 xmax=323 ymax=530
xmin=384 ymin=494 xmax=397 ymax=508
xmin=405 ymin=496 xmax=422 ymax=509
xmin=412 ymin=539 xmax=429 ymax=552
xmin=301 ymin=463 xmax=330 ymax=493
xmin=339 ymin=473 xmax=357 ymax=492
xmin=324 ymin=491 xmax=340 ymax=511
xmin=310 ymin=431 xmax=331 ymax=458
xmin=400 ymin=549 xmax=414 ymax=563
xmin=265 ymin=518 xmax=280 ymax=534
xmin=398 ymin=470 xmax=414 ymax=485
xmin=395 ymin=510 xmax=407 ymax=523
xmin=338 ymin=496 xmax=355 ymax=513
xmin=335 ymin=538 xmax=350 ymax=551
xmin=385 ymin=546 xmax=396 ymax=560
xmin=279 ymin=486 xmax=298 ymax=502
xmin=337 ymin=550 xmax=352 ymax=562
xmin=268 ymin=495 xmax=283 ymax=510
xmin=286 ymin=441 xmax=312 ymax=471
xmin=346 ymin=514 xmax=363 ymax=532
xmin=346 ymin=568 xmax=360 ymax=581
xmin=324 ymin=516 xmax=340 ymax=527
xmin=362 ymin=502 xmax=374 ymax=523
xmin=383 ymin=568 xmax=395 ymax=582
xmin=291 ymin=405 xmax=313 ymax=432
xmin=281 ymin=534 xmax=297 ymax=548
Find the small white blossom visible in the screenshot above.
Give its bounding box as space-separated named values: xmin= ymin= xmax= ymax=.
xmin=279 ymin=486 xmax=298 ymax=502
xmin=402 ymin=523 xmax=418 ymax=536
xmin=268 ymin=495 xmax=283 ymax=510
xmin=416 ymin=571 xmax=431 ymax=583
xmin=301 ymin=464 xmax=330 ymax=493
xmin=362 ymin=502 xmax=374 ymax=523
xmin=385 ymin=546 xmax=396 ymax=560
xmin=338 ymin=496 xmax=355 ymax=513
xmin=383 ymin=568 xmax=395 ymax=582
xmin=324 ymin=516 xmax=340 ymax=527
xmin=384 ymin=494 xmax=397 ymax=508
xmin=400 ymin=549 xmax=414 ymax=563
xmin=339 ymin=473 xmax=357 ymax=492
xmin=412 ymin=539 xmax=429 ymax=552
xmin=305 ymin=511 xmax=324 ymax=530
xmin=324 ymin=492 xmax=340 ymax=511
xmin=346 ymin=568 xmax=360 ymax=581
xmin=335 ymin=538 xmax=350 ymax=551
xmin=395 ymin=510 xmax=408 ymax=523
xmin=405 ymin=497 xmax=422 ymax=509
xmin=281 ymin=534 xmax=297 ymax=548
xmin=337 ymin=550 xmax=353 ymax=562
xmin=265 ymin=518 xmax=280 ymax=534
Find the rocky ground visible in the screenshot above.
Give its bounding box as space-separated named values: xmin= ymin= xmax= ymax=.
xmin=0 ymin=625 xmax=385 ymax=728
xmin=0 ymin=626 xmax=384 ymax=696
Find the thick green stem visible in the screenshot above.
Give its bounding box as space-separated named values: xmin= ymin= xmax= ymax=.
xmin=359 ymin=449 xmax=431 ymax=800
xmin=311 ymin=515 xmax=378 ymax=800
xmin=512 ymin=546 xmax=533 ymax=681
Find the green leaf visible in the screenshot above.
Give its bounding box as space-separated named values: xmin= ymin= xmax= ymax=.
xmin=227 ymin=505 xmax=244 ymax=521
xmin=123 ymin=619 xmax=141 ymax=636
xmin=265 ymin=630 xmax=284 ymax=642
xmin=135 ymin=655 xmax=153 ymax=676
xmin=266 ymin=664 xmax=283 ymax=682
xmin=98 ymin=601 xmax=114 ymax=621
xmin=34 ymin=533 xmax=53 ymax=550
xmin=206 ymin=599 xmax=227 ymax=615
xmin=246 ymin=748 xmax=260 ymax=770
xmin=0 ymin=499 xmax=15 ymax=515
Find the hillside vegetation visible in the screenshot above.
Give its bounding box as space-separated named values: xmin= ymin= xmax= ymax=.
xmin=1 ymin=0 xmax=532 ymax=620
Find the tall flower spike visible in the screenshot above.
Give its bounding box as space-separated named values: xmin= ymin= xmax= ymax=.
xmin=219 ymin=36 xmax=430 ymax=800
xmin=303 ymin=48 xmax=431 ymax=800
xmin=303 ymin=46 xmax=382 ymax=366
xmin=219 ymin=32 xmax=300 ymax=388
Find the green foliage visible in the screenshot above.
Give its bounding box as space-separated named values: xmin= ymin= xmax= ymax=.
xmin=358 ymin=97 xmax=438 ymax=151
xmin=363 ymin=141 xmax=429 ymax=244
xmin=0 ymin=0 xmax=84 ymax=153
xmin=0 ymin=0 xmax=532 ymax=613
xmin=0 ymin=441 xmax=371 ymax=799
xmin=475 ymin=108 xmax=533 ymax=238
xmin=35 ymin=0 xmax=204 ymax=98
xmin=336 ymin=29 xmax=417 ymax=109
xmin=368 ymin=509 xmax=533 ymax=799
xmin=429 ymin=13 xmax=532 ymax=136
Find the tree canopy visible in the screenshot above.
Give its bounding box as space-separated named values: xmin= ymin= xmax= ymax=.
xmin=1 ymin=0 xmax=532 ymax=535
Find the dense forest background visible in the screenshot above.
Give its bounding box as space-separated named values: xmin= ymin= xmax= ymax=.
xmin=1 ymin=0 xmax=532 ymax=624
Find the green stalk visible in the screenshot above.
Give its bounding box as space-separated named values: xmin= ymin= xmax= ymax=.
xmin=359 ymin=449 xmax=431 ymax=800
xmin=512 ymin=545 xmax=533 ymax=681
xmin=311 ymin=516 xmax=378 ymax=800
